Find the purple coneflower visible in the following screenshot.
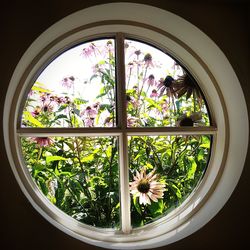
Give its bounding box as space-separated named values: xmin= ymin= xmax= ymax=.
xmin=146 ymin=74 xmax=157 ymax=86
xmin=157 ymin=75 xmax=178 ymax=97
xmin=130 ymin=167 xmax=166 ymax=205
xmin=84 ymin=117 xmax=95 ymax=127
xmin=134 ymin=50 xmax=141 ymax=56
xmin=104 ymin=117 xmax=113 ymax=127
xmin=31 ymin=106 xmax=41 ymax=116
xmin=175 ymin=73 xmax=201 ymax=100
xmin=150 ymin=89 xmax=159 ymax=98
xmin=84 ymin=106 xmax=98 ymax=118
xmin=61 ymin=76 xmax=75 ymax=88
xmin=144 ymin=53 xmax=154 ymax=68
xmin=33 ymin=137 xmax=53 ymax=147
xmin=127 ymin=115 xmax=138 ymax=127
xmin=81 ymin=43 xmax=97 ymax=58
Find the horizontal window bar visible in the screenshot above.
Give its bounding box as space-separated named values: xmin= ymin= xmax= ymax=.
xmin=17 ymin=126 xmax=217 ymax=137
xmin=17 ymin=127 xmax=121 ymax=137
xmin=125 ymin=126 xmax=217 ymax=135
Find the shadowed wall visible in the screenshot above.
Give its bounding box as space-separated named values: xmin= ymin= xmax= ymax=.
xmin=0 ymin=0 xmax=249 ymax=249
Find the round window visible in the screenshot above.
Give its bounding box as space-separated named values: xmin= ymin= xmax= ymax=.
xmin=3 ymin=3 xmax=248 ymax=249
xmin=20 ymin=37 xmax=212 ymax=230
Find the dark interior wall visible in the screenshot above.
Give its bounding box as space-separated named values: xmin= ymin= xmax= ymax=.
xmin=1 ymin=0 xmax=249 ymax=249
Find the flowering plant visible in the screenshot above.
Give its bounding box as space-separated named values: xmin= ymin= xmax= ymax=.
xmin=21 ymin=39 xmax=211 ymax=228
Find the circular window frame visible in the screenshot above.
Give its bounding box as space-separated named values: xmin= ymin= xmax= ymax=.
xmin=3 ymin=3 xmax=248 ymax=250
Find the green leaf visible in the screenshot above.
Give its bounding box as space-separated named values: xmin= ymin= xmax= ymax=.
xmin=46 ymin=155 xmax=67 ymax=164
xmin=170 ymin=183 xmax=182 ymax=199
xmin=23 ymin=111 xmax=44 ymax=127
xmin=57 ymin=104 xmax=68 ymax=112
xmin=106 ymin=145 xmax=112 ymax=158
xmin=74 ymin=98 xmax=88 ymax=105
xmin=32 ymin=86 xmax=51 ymax=93
xmin=37 ymin=178 xmax=48 ymax=195
xmin=133 ymin=196 xmax=142 ymax=215
xmin=32 ymin=163 xmax=46 ymax=172
xmin=197 ymin=149 xmax=205 ymax=161
xmin=32 ymin=82 xmax=51 ymax=93
xmin=199 ymin=143 xmax=210 ymax=148
xmin=51 ymin=114 xmax=68 ymax=123
xmin=68 ymin=179 xmax=83 ymax=200
xmin=200 ymin=136 xmax=210 ymax=148
xmin=148 ymin=199 xmax=164 ymax=217
xmin=145 ymin=97 xmax=162 ymax=111
xmin=90 ymin=74 xmax=98 ymax=82
xmin=55 ymin=186 xmax=65 ymax=207
xmin=187 ymin=156 xmax=197 ymax=180
xmin=81 ymin=154 xmax=94 ymax=163
xmin=134 ymin=153 xmax=141 ymax=161
xmin=146 ymin=162 xmax=154 ymax=170
xmin=98 ymin=60 xmax=106 ymax=65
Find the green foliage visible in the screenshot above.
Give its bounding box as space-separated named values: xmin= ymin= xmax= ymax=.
xmin=21 ymin=39 xmax=211 ymax=230
xmin=21 ymin=136 xmax=120 ymax=228
xmin=129 ymin=135 xmax=211 ymax=227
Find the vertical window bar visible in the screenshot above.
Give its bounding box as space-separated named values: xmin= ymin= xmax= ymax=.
xmin=116 ymin=33 xmax=131 ymax=233
xmin=118 ymin=133 xmax=131 ymax=233
xmin=116 ymin=33 xmax=127 ymax=129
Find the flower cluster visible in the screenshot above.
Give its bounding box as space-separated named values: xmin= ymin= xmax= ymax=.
xmin=30 ymin=92 xmax=71 ymax=117
xmin=81 ymin=103 xmax=100 ymax=127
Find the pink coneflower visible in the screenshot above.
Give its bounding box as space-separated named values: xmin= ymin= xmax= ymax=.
xmin=144 ymin=53 xmax=154 ymax=68
xmin=81 ymin=43 xmax=97 ymax=58
xmin=157 ymin=75 xmax=177 ymax=97
xmin=147 ymin=74 xmax=157 ymax=86
xmin=130 ymin=167 xmax=166 ymax=205
xmin=61 ymin=76 xmax=75 ymax=88
xmin=161 ymin=100 xmax=168 ymax=112
xmin=104 ymin=116 xmax=113 ymax=127
xmin=84 ymin=106 xmax=98 ymax=118
xmin=127 ymin=62 xmax=134 ymax=70
xmin=28 ymin=90 xmax=34 ymax=97
xmin=126 ymin=95 xmax=139 ymax=108
xmin=175 ymin=73 xmax=201 ymax=101
xmin=105 ymin=40 xmax=114 ymax=53
xmin=55 ymin=96 xmax=64 ymax=104
xmin=33 ymin=137 xmax=53 ymax=147
xmin=84 ymin=117 xmax=95 ymax=127
xmin=40 ymin=93 xmax=48 ymax=102
xmin=134 ymin=50 xmax=141 ymax=56
xmin=150 ymin=89 xmax=159 ymax=98
xmin=31 ymin=106 xmax=41 ymax=116
xmin=127 ymin=115 xmax=139 ymax=127
xmin=64 ymin=96 xmax=71 ymax=104
xmin=43 ymin=104 xmax=53 ymax=112
xmin=92 ymin=63 xmax=103 ymax=74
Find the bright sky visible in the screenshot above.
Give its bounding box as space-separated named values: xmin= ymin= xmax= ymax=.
xmin=36 ymin=39 xmax=183 ymax=103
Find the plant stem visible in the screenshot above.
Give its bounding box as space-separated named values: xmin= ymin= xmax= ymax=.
xmin=37 ymin=147 xmax=43 ymax=160
xmin=74 ymin=138 xmax=96 ymax=212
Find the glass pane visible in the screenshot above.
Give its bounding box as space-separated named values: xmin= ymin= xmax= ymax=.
xmin=22 ymin=39 xmax=116 ymax=128
xmin=125 ymin=39 xmax=210 ymax=127
xmin=21 ymin=136 xmax=120 ymax=228
xmin=128 ymin=135 xmax=211 ymax=227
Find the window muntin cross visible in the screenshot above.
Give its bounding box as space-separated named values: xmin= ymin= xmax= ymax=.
xmin=18 ymin=34 xmax=215 ymax=233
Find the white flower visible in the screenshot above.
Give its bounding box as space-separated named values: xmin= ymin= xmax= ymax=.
xmin=130 ymin=167 xmax=166 ymax=205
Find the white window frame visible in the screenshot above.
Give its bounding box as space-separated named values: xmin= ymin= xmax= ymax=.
xmin=3 ymin=3 xmax=248 ymax=249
